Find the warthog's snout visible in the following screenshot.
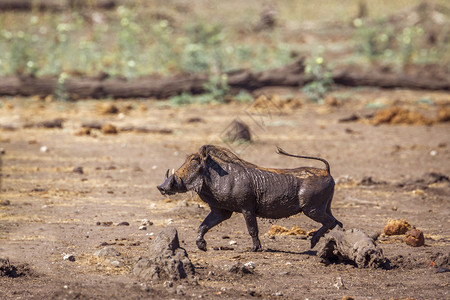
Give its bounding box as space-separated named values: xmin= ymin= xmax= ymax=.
xmin=157 ymin=169 xmax=178 ymax=195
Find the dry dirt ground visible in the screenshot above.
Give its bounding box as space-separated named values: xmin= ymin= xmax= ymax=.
xmin=0 ymin=87 xmax=449 ymax=299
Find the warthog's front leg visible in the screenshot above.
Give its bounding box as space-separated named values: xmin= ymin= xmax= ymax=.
xmin=196 ymin=207 xmax=232 ymax=251
xmin=242 ymin=209 xmax=262 ymax=252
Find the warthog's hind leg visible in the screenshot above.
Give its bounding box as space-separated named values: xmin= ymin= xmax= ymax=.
xmin=303 ymin=206 xmax=342 ymax=249
xmin=196 ymin=207 xmax=232 ymax=251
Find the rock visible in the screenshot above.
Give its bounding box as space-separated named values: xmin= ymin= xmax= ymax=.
xmin=244 ymin=261 xmax=256 ymax=270
xmin=359 ymin=176 xmax=387 ymax=186
xmin=0 ymin=199 xmax=11 ymax=206
xmin=176 ymin=285 xmax=186 ymax=295
xmin=63 ymin=254 xmax=75 ymax=262
xmin=227 ymin=262 xmax=254 ymax=275
xmin=0 ymin=258 xmax=17 ymax=277
xmin=73 ymin=166 xmax=84 ymax=174
xmin=81 ymin=121 xmax=103 ymax=130
xmin=436 ymin=267 xmax=450 ymax=273
xmin=40 ymin=146 xmax=48 ymax=153
xmin=150 ymin=227 xmax=180 ymax=254
xmin=138 ymin=225 xmax=147 ymax=230
xmin=339 ymin=114 xmax=360 ymax=123
xmin=404 ymin=228 xmax=425 ymax=247
xmin=117 ymin=221 xmax=129 ymax=226
xmin=384 ymin=219 xmax=411 ymax=236
xmin=97 ymin=221 xmax=113 ymax=226
xmin=133 ymin=227 xmax=195 ymax=281
xmin=163 ymin=280 xmax=173 ymax=288
xmin=333 ymin=277 xmax=345 ymax=290
xmin=141 ymin=219 xmax=153 ymax=226
xmin=224 ymin=119 xmax=251 ymax=143
xmin=101 ymin=124 xmax=118 ymax=134
xmin=94 ymin=246 xmax=121 ymax=258
xmin=74 ymin=127 xmax=91 ymax=136
xmin=109 ymin=260 xmax=121 ymax=267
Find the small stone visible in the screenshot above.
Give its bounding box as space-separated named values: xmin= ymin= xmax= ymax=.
xmin=73 ymin=166 xmax=84 ymax=174
xmin=274 ymin=291 xmax=283 ymax=296
xmin=109 ymin=260 xmax=121 ymax=267
xmin=138 ymin=225 xmax=147 ymax=230
xmin=333 ymin=277 xmax=345 ymax=290
xmin=74 ymin=127 xmax=91 ymax=136
xmin=141 ymin=219 xmax=153 ymax=226
xmin=244 ymin=261 xmax=256 ymax=270
xmin=0 ymin=199 xmax=11 ymax=206
xmin=229 ymin=240 xmax=237 ymax=245
xmin=63 ymin=254 xmax=75 ymax=262
xmin=94 ymin=246 xmax=121 ymax=258
xmin=0 ymin=148 xmax=5 ymax=154
xmin=40 ymin=146 xmax=48 ymax=153
xmin=176 ymin=285 xmax=186 ymax=295
xmin=228 ymin=262 xmax=253 ymax=274
xmin=117 ymin=222 xmax=130 ymax=226
xmin=163 ymin=281 xmax=173 ymax=288
xmin=436 ymin=267 xmax=450 ymax=273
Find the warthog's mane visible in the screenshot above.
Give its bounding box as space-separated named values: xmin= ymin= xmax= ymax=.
xmin=198 ymin=144 xmax=329 ymax=178
xmin=199 ymin=145 xmax=258 ymax=169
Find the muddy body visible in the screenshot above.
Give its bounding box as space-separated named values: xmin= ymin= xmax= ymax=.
xmin=157 ymin=145 xmax=342 ymax=251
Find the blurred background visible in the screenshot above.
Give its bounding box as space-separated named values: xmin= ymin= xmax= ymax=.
xmin=0 ymin=0 xmax=448 ymax=85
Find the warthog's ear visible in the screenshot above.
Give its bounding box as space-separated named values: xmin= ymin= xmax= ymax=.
xmin=199 ymin=146 xmax=210 ymax=163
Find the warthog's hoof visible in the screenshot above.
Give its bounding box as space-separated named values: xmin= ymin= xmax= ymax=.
xmin=251 ymin=242 xmax=262 ymax=252
xmin=310 ymin=236 xmax=320 ymax=249
xmin=196 ymin=239 xmax=207 ymax=251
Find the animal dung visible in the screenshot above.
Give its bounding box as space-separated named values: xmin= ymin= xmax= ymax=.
xmin=404 ymin=228 xmax=425 ymax=247
xmin=101 ymin=123 xmax=118 ymax=134
xmin=384 ymin=219 xmax=411 ymax=236
xmin=74 ymin=127 xmax=91 ymax=136
xmin=267 ymin=225 xmax=307 ymax=236
xmin=98 ymin=103 xmax=119 ymax=115
xmin=372 ymin=107 xmax=433 ymax=125
xmin=436 ymin=106 xmax=450 ymax=122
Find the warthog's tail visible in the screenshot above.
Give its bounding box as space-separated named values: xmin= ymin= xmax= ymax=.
xmin=276 ymin=146 xmax=331 ymax=174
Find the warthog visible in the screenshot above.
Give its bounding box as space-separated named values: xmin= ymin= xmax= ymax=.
xmin=157 ymin=145 xmax=342 ymax=252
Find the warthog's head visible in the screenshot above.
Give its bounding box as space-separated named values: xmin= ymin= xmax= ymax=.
xmin=157 ymin=150 xmax=209 ymax=196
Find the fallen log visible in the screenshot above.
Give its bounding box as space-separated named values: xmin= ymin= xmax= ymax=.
xmin=316 ymin=227 xmax=387 ymax=268
xmin=0 ymin=0 xmax=115 ymax=11
xmin=0 ymin=59 xmax=448 ymax=99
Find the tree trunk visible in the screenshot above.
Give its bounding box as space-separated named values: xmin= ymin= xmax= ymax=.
xmin=0 ymin=0 xmax=115 ymax=11
xmin=0 ymin=59 xmax=448 ymax=99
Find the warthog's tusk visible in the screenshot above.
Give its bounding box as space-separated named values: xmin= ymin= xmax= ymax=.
xmin=172 ymin=168 xmax=175 ymax=175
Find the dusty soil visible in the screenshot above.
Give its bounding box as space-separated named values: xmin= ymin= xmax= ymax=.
xmin=0 ymin=87 xmax=449 ymax=299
